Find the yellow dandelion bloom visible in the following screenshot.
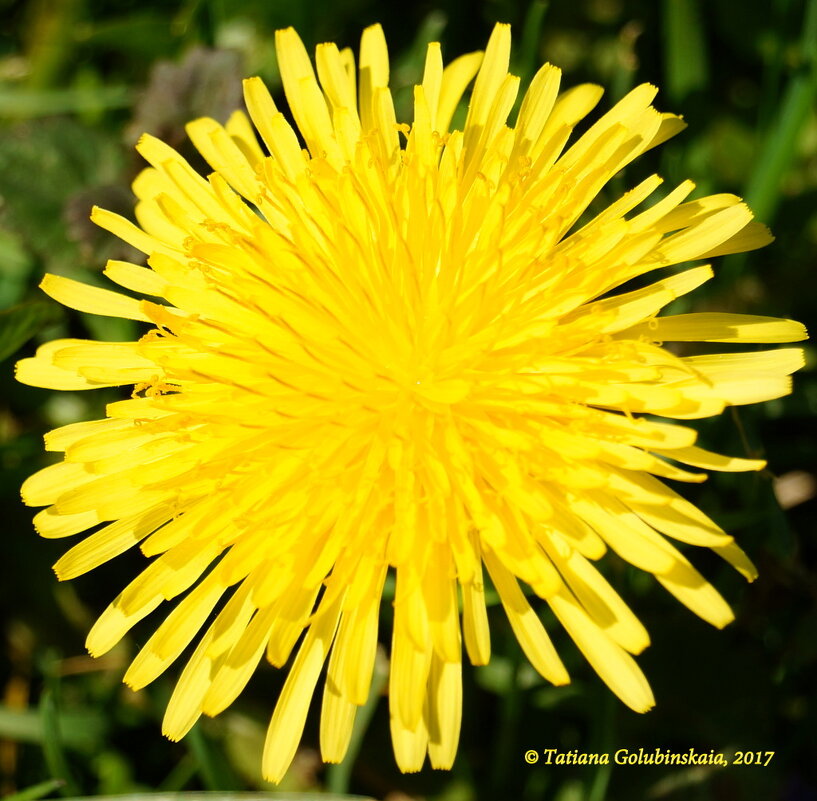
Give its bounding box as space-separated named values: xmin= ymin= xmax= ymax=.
xmin=17 ymin=23 xmax=807 ymax=782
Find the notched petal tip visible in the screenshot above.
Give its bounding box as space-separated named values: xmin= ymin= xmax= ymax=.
xmin=162 ymin=728 xmax=183 ymax=743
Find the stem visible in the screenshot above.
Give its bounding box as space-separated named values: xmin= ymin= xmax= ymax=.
xmin=326 ymin=647 xmax=389 ymax=795
xmin=586 ymin=688 xmax=616 ymax=801
xmin=488 ymin=647 xmax=523 ymax=800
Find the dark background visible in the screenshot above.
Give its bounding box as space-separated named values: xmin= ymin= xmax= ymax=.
xmin=0 ymin=0 xmax=815 ymax=799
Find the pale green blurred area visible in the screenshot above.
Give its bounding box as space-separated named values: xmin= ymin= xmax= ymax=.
xmin=1 ymin=1 xmax=816 ymax=800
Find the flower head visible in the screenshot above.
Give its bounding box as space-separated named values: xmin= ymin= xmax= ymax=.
xmin=17 ymin=23 xmax=807 ymax=781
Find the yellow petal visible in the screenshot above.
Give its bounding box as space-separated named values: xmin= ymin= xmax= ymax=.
xmin=626 ymin=313 xmax=808 ymax=343
xmin=358 ymin=23 xmax=390 ymax=133
xmin=436 ymin=51 xmax=483 ymax=135
xmin=124 ymin=575 xmax=224 ymax=689
xmin=548 ymin=587 xmax=654 ymax=713
xmin=91 ymin=206 xmax=177 ymax=257
xmin=426 ymin=653 xmax=462 ymax=770
xmin=40 ymin=274 xmax=151 ymax=322
xmin=461 ymin=573 xmax=491 ymax=666
xmin=54 ymin=505 xmax=172 ymax=579
xmin=654 ymin=445 xmax=765 ymax=473
xmin=21 ymin=460 xmax=95 ymax=507
xmin=262 ymin=592 xmax=343 ymax=783
xmin=483 ymin=549 xmax=569 ymax=685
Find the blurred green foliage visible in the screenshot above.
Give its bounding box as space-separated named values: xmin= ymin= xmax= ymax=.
xmin=1 ymin=1 xmax=816 ymax=800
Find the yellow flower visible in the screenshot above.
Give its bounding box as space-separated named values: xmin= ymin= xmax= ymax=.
xmin=17 ymin=22 xmax=807 ymax=782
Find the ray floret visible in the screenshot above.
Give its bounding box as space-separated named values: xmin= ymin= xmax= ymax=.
xmin=17 ymin=22 xmax=807 ymax=782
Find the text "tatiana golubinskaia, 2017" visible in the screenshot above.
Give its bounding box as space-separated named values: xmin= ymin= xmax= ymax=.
xmin=523 ymin=748 xmax=775 ymax=766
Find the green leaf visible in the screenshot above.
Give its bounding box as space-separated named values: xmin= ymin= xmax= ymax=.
xmin=55 ymin=794 xmax=376 ymax=800
xmin=0 ymin=704 xmax=105 ymax=751
xmin=72 ymin=13 xmax=181 ymax=59
xmin=0 ymin=300 xmax=62 ymax=362
xmin=0 ymin=778 xmax=65 ymax=801
xmin=0 ymin=87 xmax=133 ymax=118
xmin=0 ymin=228 xmax=34 ymax=307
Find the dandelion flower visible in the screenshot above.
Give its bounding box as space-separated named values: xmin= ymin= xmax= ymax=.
xmin=18 ymin=23 xmax=807 ymax=781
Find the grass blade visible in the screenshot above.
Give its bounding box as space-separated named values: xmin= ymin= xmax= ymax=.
xmin=744 ymin=0 xmax=817 ymax=223
xmin=662 ymin=0 xmax=709 ymax=101
xmin=0 ymin=779 xmax=65 ymax=801
xmin=186 ymin=723 xmax=240 ymax=791
xmin=39 ymin=681 xmax=81 ymax=798
xmin=0 ymin=300 xmax=62 ymax=363
xmin=722 ymin=0 xmax=817 ymax=282
xmin=515 ymin=1 xmax=549 ymax=87
xmin=0 ymin=87 xmax=133 ymax=118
